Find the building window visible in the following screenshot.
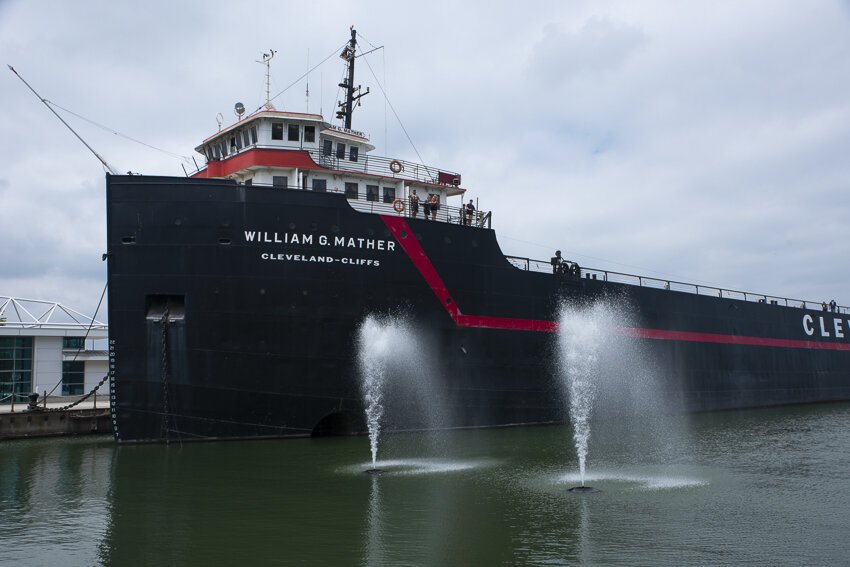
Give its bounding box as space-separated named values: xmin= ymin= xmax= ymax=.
xmin=250 ymin=126 xmax=258 ymax=145
xmin=366 ymin=184 xmax=379 ymax=202
xmin=63 ymin=337 xmax=85 ymax=349
xmin=304 ymin=126 xmax=316 ymax=143
xmin=288 ymin=124 xmax=300 ymax=142
xmin=322 ymin=139 xmax=333 ymax=156
xmin=0 ymin=337 xmax=32 ymax=403
xmin=312 ymin=179 xmax=327 ymax=192
xmin=62 ymin=361 xmax=85 ymax=396
xmin=273 ymin=176 xmax=288 ymax=189
xmin=272 ymin=122 xmax=284 ymax=140
xmin=336 ymin=143 xmax=346 ymax=159
xmin=350 ymin=146 xmax=359 ymax=162
xmin=345 ymin=182 xmax=358 ymax=199
xmin=383 ymin=187 xmax=396 ymax=203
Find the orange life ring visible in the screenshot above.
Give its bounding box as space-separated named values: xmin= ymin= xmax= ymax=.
xmin=389 ymin=160 xmax=403 ymax=174
xmin=392 ymin=198 xmax=405 ymax=213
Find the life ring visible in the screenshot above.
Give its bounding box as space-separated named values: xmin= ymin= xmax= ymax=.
xmin=392 ymin=198 xmax=405 ymax=213
xmin=389 ymin=160 xmax=403 ymax=174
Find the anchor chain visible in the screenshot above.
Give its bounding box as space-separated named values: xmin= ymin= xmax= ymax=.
xmin=160 ymin=307 xmax=171 ymax=443
xmin=42 ymin=374 xmax=111 ymax=412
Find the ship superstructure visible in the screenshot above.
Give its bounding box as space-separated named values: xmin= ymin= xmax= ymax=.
xmin=191 ymin=29 xmax=467 ymax=223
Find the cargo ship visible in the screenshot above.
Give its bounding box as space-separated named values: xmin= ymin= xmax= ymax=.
xmin=106 ymin=29 xmax=850 ymax=442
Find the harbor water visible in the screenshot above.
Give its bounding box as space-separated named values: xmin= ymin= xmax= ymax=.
xmin=1 ymin=402 xmax=849 ymax=566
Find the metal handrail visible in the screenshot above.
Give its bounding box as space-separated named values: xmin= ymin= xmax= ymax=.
xmin=345 ymin=193 xmax=490 ymax=228
xmin=189 ymin=144 xmax=463 ymax=189
xmin=504 ymin=255 xmax=847 ymax=314
xmin=306 ymin=149 xmax=461 ymax=187
xmin=245 ymin=181 xmax=491 ymax=228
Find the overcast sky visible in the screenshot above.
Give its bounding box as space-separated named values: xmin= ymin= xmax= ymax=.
xmin=2 ymin=0 xmax=850 ymax=320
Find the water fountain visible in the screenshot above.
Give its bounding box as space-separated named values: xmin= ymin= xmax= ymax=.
xmin=357 ymin=315 xmax=392 ymax=472
xmin=556 ymin=301 xmax=610 ymax=493
xmin=556 ymin=298 xmax=692 ymax=493
xmin=356 ymin=313 xmax=445 ymax=473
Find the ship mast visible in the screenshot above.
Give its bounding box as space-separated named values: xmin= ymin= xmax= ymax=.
xmin=336 ymin=27 xmax=370 ymax=129
xmin=257 ymin=49 xmax=277 ymax=110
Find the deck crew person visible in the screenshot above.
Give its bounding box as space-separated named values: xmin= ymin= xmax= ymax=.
xmin=429 ymin=194 xmax=439 ymax=221
xmin=464 ymin=199 xmax=475 ymax=226
xmin=410 ymin=190 xmax=420 ymax=219
xmin=551 ymin=250 xmax=564 ymax=274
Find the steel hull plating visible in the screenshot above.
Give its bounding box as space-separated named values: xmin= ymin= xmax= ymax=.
xmin=106 ymin=175 xmax=850 ymax=442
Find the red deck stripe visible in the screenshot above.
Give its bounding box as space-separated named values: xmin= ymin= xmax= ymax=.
xmin=617 ymin=327 xmax=850 ymax=350
xmin=380 ymin=215 xmax=850 ymax=351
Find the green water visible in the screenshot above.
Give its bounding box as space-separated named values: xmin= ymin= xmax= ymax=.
xmin=2 ymin=403 xmax=849 ymax=566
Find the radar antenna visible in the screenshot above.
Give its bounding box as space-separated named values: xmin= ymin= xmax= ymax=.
xmin=256 ymin=49 xmax=277 ymax=110
xmin=336 ymin=27 xmax=370 ymax=129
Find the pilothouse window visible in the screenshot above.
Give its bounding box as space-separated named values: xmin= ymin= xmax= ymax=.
xmin=304 ymin=126 xmax=316 ymax=143
xmin=322 ymin=139 xmax=333 ymax=156
xmin=272 ymin=122 xmax=284 ymax=140
xmin=366 ymin=184 xmax=378 ymax=201
xmin=350 ymin=146 xmax=359 ymax=162
xmin=336 ymin=143 xmax=346 ymax=159
xmin=288 ymin=124 xmax=300 ymax=142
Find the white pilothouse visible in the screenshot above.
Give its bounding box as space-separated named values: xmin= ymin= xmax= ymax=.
xmin=190 ymin=28 xmax=479 ymax=225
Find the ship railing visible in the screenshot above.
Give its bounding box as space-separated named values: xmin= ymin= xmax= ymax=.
xmin=187 ymin=146 xmax=462 ymax=188
xmin=306 ymin=149 xmax=462 ymax=188
xmin=504 ymin=255 xmax=848 ymax=313
xmin=343 ymin=195 xmax=491 ymax=228
xmin=246 ymin=181 xmax=492 ymax=228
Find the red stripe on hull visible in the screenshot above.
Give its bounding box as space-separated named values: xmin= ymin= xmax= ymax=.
xmin=380 ymin=215 xmax=850 ymax=351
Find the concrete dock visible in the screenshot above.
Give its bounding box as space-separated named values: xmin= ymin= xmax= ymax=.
xmin=0 ymin=397 xmax=112 ymax=440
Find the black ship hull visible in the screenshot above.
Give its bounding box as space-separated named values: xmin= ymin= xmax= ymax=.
xmin=106 ymin=175 xmax=850 ymax=442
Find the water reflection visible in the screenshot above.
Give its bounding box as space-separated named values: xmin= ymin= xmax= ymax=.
xmin=354 ymin=456 xmax=495 ymax=565
xmin=1 ymin=404 xmax=849 ymax=566
xmin=0 ymin=437 xmax=113 ymax=567
xmin=363 ymin=474 xmax=384 ymax=566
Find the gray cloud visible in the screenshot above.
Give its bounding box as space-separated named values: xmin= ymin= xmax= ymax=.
xmin=1 ymin=0 xmax=849 ymax=318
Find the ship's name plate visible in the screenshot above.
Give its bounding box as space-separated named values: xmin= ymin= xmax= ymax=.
xmin=802 ymin=314 xmax=850 ymax=339
xmin=244 ymin=231 xmax=396 ymax=251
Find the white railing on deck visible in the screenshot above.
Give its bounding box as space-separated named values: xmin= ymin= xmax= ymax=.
xmin=504 ymin=256 xmax=848 ymax=314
